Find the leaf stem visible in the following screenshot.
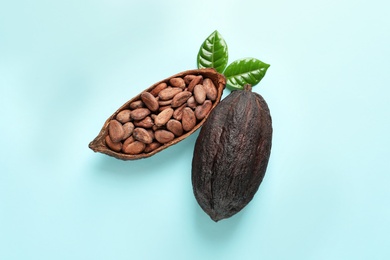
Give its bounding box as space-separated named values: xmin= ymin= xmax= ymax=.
xmin=244 ymin=84 xmax=252 ymax=92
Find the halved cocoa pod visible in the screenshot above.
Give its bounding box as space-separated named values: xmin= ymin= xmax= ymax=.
xmin=89 ymin=68 xmax=226 ymax=160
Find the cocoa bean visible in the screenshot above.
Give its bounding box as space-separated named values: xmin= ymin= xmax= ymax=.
xmin=105 ymin=135 xmax=122 ymax=152
xmin=203 ymin=78 xmax=218 ymax=101
xmin=130 ymin=108 xmax=151 ymax=121
xmin=184 ymin=74 xmax=196 ymax=84
xmin=193 ymin=84 xmax=206 ymax=104
xmin=187 ymin=75 xmax=203 ymax=92
xmin=173 ymin=104 xmax=186 ymax=120
xmin=158 ymin=87 xmax=182 ymax=100
xmin=144 ymin=142 xmax=162 ymax=153
xmin=186 ymin=96 xmax=197 ymax=109
xmin=171 ymin=91 xmax=192 ymax=108
xmin=108 ymin=119 xmax=124 ymax=143
xmin=166 ymin=119 xmax=183 ymax=136
xmin=122 ymin=136 xmax=135 ymax=150
xmin=195 ymin=100 xmax=212 ymax=120
xmin=159 ymin=105 xmax=172 ymax=112
xmin=141 ymin=92 xmax=159 ymax=112
xmin=158 ymin=99 xmax=173 ymax=106
xmin=154 ymin=108 xmax=173 ymax=126
xmin=122 ymin=122 xmax=135 ymax=140
xmin=129 ymin=100 xmax=144 ymax=109
xmin=116 ymin=109 xmax=132 ymax=123
xmin=134 ymin=116 xmax=154 ymax=128
xmin=147 ymin=129 xmax=155 ymax=141
xmin=169 ymin=77 xmax=186 ymax=89
xmin=150 ymin=82 xmax=167 ymax=97
xmin=133 ymin=127 xmax=153 ymax=144
xmin=123 ymin=141 xmax=145 ymax=155
xmin=154 ymin=130 xmax=175 ymax=144
xmin=182 ymin=107 xmax=196 ymax=131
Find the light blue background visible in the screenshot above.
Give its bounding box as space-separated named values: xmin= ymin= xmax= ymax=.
xmin=1 ymin=0 xmax=389 ymax=259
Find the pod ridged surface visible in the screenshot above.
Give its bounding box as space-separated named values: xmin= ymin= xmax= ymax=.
xmin=191 ymin=85 xmax=272 ymax=222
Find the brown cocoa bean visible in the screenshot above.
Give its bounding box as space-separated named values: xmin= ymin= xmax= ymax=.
xmin=187 ymin=75 xmax=203 ymax=92
xmin=105 ymin=135 xmax=122 ymax=152
xmin=203 ymin=78 xmax=218 ymax=101
xmin=144 ymin=142 xmax=162 ymax=153
xmin=108 ymin=119 xmax=124 ymax=143
xmin=123 ymin=141 xmax=145 ymax=155
xmin=184 ymin=74 xmax=196 ymax=84
xmin=158 ymin=99 xmax=173 ymax=106
xmin=154 ymin=130 xmax=175 ymax=144
xmin=152 ymin=124 xmax=163 ymax=131
xmin=133 ymin=127 xmax=153 ymax=144
xmin=147 ymin=129 xmax=154 ymax=140
xmin=134 ymin=116 xmax=154 ymax=128
xmin=129 ymin=100 xmax=144 ymax=109
xmin=154 ymin=107 xmax=173 ymax=126
xmin=182 ymin=107 xmax=196 ymax=131
xmin=158 ymin=87 xmax=182 ymax=100
xmin=141 ymin=92 xmax=159 ymax=112
xmin=159 ymin=105 xmax=171 ymax=112
xmin=192 ymin=84 xmax=273 ymax=222
xmin=130 ymin=108 xmax=151 ymax=121
xmin=186 ymin=96 xmax=197 ymax=109
xmin=171 ymin=91 xmax=192 ymax=108
xmin=173 ymin=103 xmax=186 ymax=120
xmin=193 ymin=84 xmax=206 ymax=104
xmin=122 ymin=136 xmax=135 ymax=148
xmin=169 ymin=77 xmax=186 ymax=89
xmin=195 ymin=100 xmax=212 ymax=120
xmin=166 ymin=119 xmax=183 ymax=136
xmin=149 ymin=82 xmax=167 ymax=97
xmin=116 ymin=109 xmax=132 ymax=123
xmin=122 ymin=122 xmax=135 ymax=140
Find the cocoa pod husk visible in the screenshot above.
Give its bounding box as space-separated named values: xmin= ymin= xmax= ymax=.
xmin=191 ymin=84 xmax=272 ymax=222
xmin=89 ymin=68 xmax=226 ymax=160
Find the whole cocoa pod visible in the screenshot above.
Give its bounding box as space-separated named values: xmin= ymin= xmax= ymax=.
xmin=191 ymin=84 xmax=272 ymax=222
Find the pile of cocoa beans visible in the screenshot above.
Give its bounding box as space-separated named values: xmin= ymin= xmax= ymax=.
xmin=99 ymin=72 xmax=222 ymax=157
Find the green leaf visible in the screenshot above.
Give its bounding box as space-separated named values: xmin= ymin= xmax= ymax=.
xmin=197 ymin=30 xmax=228 ymax=73
xmin=224 ymin=58 xmax=270 ymax=90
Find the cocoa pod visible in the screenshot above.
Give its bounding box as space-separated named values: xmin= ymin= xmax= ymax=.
xmin=89 ymin=69 xmax=226 ymax=160
xmin=191 ymin=84 xmax=272 ymax=222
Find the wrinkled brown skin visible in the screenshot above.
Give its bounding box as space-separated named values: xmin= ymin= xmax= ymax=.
xmin=191 ymin=85 xmax=272 ymax=222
